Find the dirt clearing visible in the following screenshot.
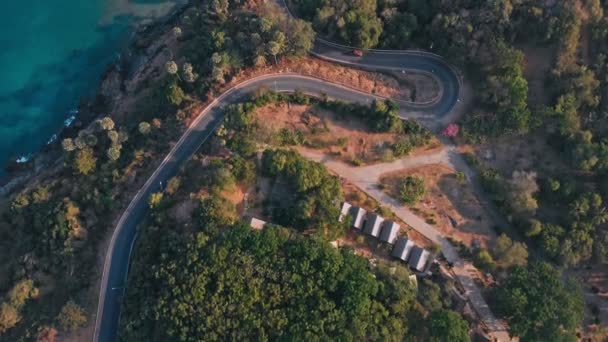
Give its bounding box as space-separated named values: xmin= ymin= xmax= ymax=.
xmin=379 ymin=164 xmax=497 ymax=249
xmin=255 ymin=102 xmax=439 ymax=165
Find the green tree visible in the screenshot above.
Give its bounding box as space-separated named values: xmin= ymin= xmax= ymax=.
xmin=62 ymin=138 xmax=76 ymax=152
xmin=148 ymin=192 xmax=163 ymax=209
xmin=11 ymin=192 xmax=30 ymax=211
xmin=493 ymin=262 xmax=584 ymax=341
xmin=197 ymin=195 xmax=236 ymax=229
xmin=138 ymin=122 xmax=151 ymax=135
xmin=0 ymin=303 xmax=20 ymax=334
xmin=73 ymin=147 xmax=97 ymax=175
xmin=120 ymin=224 xmax=418 ymax=341
xmin=382 ymin=12 xmax=418 ymax=47
xmin=473 ymin=249 xmax=496 ymax=272
xmin=107 ymin=130 xmax=119 ymax=144
xmin=99 ymin=117 xmax=115 ymax=131
xmin=267 ymin=41 xmax=282 ymax=64
xmin=398 ymin=176 xmax=425 ymax=204
xmin=57 ymin=301 xmax=87 ymax=332
xmin=182 ymin=62 xmax=198 ymax=83
xmin=165 ymin=60 xmax=178 ymax=75
xmin=493 ymin=234 xmax=528 ymax=268
xmin=8 ymin=279 xmax=38 ymax=308
xmin=428 ymin=309 xmax=471 ymax=342
xmin=166 ymin=177 xmax=181 ymax=195
xmin=107 ymin=145 xmax=121 ymax=161
xmin=165 ymin=81 xmax=186 ymax=106
xmin=419 ymin=279 xmax=451 ymax=312
xmin=286 ymin=19 xmax=315 ymax=56
xmin=32 ymin=185 xmax=51 ymax=204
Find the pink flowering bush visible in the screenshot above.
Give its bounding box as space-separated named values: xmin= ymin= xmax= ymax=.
xmin=442 ymin=123 xmax=459 ymax=137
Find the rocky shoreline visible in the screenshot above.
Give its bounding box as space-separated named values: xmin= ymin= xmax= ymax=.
xmin=0 ymin=2 xmax=190 ymax=197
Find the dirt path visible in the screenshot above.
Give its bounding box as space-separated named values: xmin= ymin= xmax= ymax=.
xmin=298 ymin=148 xmax=511 ymax=340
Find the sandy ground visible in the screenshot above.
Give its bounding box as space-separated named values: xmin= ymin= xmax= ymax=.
xmin=379 ymin=164 xmax=497 ymax=249
xmin=255 ymin=102 xmax=439 ymax=165
xmin=468 ymin=132 xmax=569 ymax=184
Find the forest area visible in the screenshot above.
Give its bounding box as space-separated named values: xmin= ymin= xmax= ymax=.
xmin=290 ymin=0 xmax=608 ymax=274
xmin=2 ymin=0 xmax=608 ymax=340
xmin=119 ymin=84 xmax=470 ymax=341
xmin=291 ymin=0 xmax=608 ymax=337
xmin=0 ymin=0 xmax=316 ymax=339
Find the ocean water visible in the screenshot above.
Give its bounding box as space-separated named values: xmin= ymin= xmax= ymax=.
xmin=0 ymin=0 xmax=183 ymax=168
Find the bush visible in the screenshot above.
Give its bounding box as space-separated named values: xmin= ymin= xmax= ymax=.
xmin=165 ymin=81 xmax=185 ymax=106
xmin=148 ymin=192 xmax=164 ymax=209
xmin=0 ymin=303 xmax=20 ymax=334
xmin=57 ymin=301 xmax=87 ymax=332
xmin=398 ymin=176 xmax=425 ymax=205
xmin=474 ymin=249 xmax=496 ymax=272
xmin=428 ymin=309 xmax=471 ymax=342
xmin=392 ymin=139 xmax=413 ymax=157
xmin=73 ymin=147 xmax=97 ymax=175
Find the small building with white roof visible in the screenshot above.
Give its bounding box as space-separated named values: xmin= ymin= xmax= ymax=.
xmin=363 ymin=213 xmax=384 ymax=237
xmin=246 ymin=216 xmax=267 ymax=230
xmin=379 ymin=221 xmax=400 ymax=244
xmin=391 ymin=238 xmax=415 ymax=262
xmin=339 ymin=202 xmax=352 ymax=223
xmin=408 ymin=246 xmax=432 ymax=272
xmin=350 ymin=206 xmax=367 ymax=229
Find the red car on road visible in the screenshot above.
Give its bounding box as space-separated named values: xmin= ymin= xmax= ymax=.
xmin=353 ymin=49 xmax=363 ymax=57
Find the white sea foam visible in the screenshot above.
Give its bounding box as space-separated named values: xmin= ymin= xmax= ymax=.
xmin=47 ymin=134 xmax=58 ymax=145
xmin=64 ymin=115 xmax=76 ymax=127
xmin=16 ymin=155 xmax=31 ymax=163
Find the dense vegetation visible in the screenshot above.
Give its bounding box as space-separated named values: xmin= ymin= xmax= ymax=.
xmin=261 ymin=149 xmax=345 ymax=238
xmin=120 ymin=168 xmax=470 ymax=341
xmin=284 ymin=1 xmax=608 ymax=336
xmin=120 ymin=223 xmax=424 ymax=341
xmin=470 ymin=0 xmax=608 ymax=267
xmin=117 ymin=87 xmax=469 ymax=340
xmin=0 ymin=0 xmax=315 ymax=338
xmin=289 ymin=0 xmax=604 ymax=141
xmin=4 ymin=0 xmax=607 ymax=339
xmin=492 ymin=262 xmax=584 ymax=341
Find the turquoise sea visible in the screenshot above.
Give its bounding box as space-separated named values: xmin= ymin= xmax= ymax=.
xmin=0 ymin=0 xmax=183 ymax=170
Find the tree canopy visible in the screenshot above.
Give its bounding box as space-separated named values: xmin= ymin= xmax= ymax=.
xmin=492 ymin=262 xmax=584 ymax=341
xmin=120 ymin=224 xmax=418 ymax=341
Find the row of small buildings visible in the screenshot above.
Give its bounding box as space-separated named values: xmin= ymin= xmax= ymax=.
xmin=340 ymin=202 xmax=433 ymax=273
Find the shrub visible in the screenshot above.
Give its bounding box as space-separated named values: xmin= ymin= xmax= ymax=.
xmin=149 ymin=192 xmax=164 ymax=209
xmin=73 ymin=147 xmax=97 ymax=175
xmin=392 ymin=139 xmax=413 ymax=156
xmin=474 ymin=249 xmax=496 ymax=272
xmin=0 ymin=303 xmax=20 ymax=334
xmin=57 ymin=301 xmax=87 ymax=332
xmin=398 ymin=176 xmax=425 ymax=205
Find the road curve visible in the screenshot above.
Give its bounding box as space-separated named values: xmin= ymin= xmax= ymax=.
xmin=94 ymin=27 xmax=463 ymax=342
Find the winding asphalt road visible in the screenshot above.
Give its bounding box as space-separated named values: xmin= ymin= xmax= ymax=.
xmin=93 ymin=20 xmax=471 ymax=342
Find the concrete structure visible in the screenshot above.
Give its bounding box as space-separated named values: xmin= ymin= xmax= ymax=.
xmin=339 ymin=202 xmax=352 ymax=222
xmin=363 ymin=214 xmax=384 ymax=237
xmin=408 ymin=246 xmax=431 ymax=272
xmin=247 ymin=216 xmax=267 ymax=230
xmin=391 ymin=238 xmax=415 ymax=261
xmin=350 ymin=206 xmax=367 ymax=229
xmin=379 ymin=221 xmax=400 ymax=244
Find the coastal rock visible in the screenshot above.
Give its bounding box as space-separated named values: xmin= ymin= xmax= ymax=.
xmin=99 ymin=66 xmax=124 ymax=100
